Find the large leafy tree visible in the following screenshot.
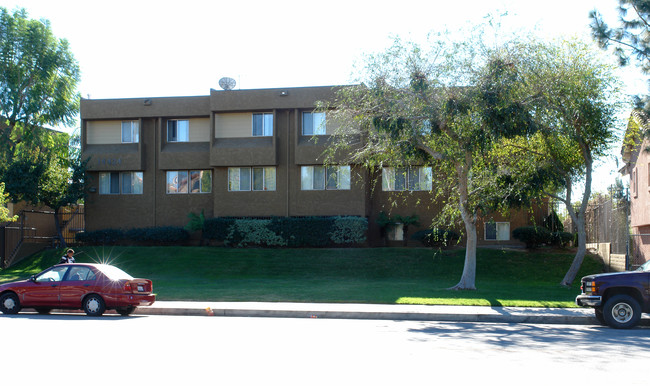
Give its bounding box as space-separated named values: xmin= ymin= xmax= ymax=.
xmin=501 ymin=40 xmax=624 ymax=286
xmin=0 ymin=7 xmax=81 ymax=168
xmin=323 ymin=31 xmax=538 ymax=290
xmin=0 ymin=7 xmax=83 ymax=246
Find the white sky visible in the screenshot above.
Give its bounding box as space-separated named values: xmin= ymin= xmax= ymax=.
xmin=3 ymin=0 xmax=646 ymax=194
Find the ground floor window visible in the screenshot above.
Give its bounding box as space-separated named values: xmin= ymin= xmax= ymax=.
xmin=301 ymin=165 xmax=350 ymax=190
xmin=228 ymin=167 xmax=276 ymax=191
xmin=99 ymin=172 xmax=143 ymax=194
xmin=485 ymin=222 xmax=510 ymax=241
xmin=166 ymin=170 xmax=212 ymax=194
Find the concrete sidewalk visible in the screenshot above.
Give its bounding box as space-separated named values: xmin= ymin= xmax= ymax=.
xmin=130 ymin=301 xmax=650 ymax=326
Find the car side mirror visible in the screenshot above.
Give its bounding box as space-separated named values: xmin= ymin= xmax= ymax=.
xmin=30 ymin=275 xmax=36 ymax=282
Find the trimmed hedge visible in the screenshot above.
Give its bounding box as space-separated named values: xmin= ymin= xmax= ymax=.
xmin=512 ymin=226 xmax=551 ymax=249
xmin=76 ymin=226 xmax=189 ymax=245
xmin=204 ymin=216 xmax=368 ymax=247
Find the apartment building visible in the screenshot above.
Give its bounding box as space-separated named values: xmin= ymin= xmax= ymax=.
xmin=80 ymin=85 xmax=545 ymax=246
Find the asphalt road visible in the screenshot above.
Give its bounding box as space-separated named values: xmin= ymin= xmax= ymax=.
xmin=3 ymin=313 xmax=649 ymax=385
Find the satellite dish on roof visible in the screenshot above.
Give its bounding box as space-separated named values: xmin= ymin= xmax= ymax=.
xmin=218 ymin=77 xmax=236 ymax=90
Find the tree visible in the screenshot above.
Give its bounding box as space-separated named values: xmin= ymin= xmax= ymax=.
xmin=323 ymin=30 xmax=537 ymax=290
xmin=502 ymin=40 xmax=624 ymax=286
xmin=0 ymin=182 xmax=17 ymax=223
xmin=4 ymin=133 xmax=87 ymax=247
xmin=590 ymin=1 xmax=650 ymax=108
xmin=0 ymin=7 xmax=81 ymax=168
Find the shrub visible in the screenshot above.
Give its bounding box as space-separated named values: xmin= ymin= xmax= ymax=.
xmin=550 ymin=231 xmax=573 ymax=247
xmin=203 ymin=217 xmax=237 ymax=241
xmin=226 ymin=219 xmax=287 ymax=247
xmin=411 ymin=228 xmax=460 ymax=247
xmin=125 ymin=226 xmax=190 ymax=243
xmin=75 ymin=228 xmax=124 ymax=245
xmin=512 ymin=226 xmax=552 ymax=249
xmin=543 ymin=211 xmax=564 ymax=232
xmin=329 ymin=216 xmax=368 ymax=244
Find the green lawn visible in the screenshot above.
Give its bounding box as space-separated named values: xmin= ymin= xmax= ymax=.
xmin=0 ymin=246 xmax=603 ymax=307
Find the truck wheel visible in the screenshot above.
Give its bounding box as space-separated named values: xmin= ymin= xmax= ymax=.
xmin=603 ymin=294 xmax=642 ymax=329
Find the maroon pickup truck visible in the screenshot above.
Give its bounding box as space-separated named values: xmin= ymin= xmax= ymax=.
xmin=576 ymin=260 xmax=650 ymax=329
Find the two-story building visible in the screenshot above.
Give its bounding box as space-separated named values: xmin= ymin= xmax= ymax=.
xmin=80 ymin=85 xmax=546 ymax=246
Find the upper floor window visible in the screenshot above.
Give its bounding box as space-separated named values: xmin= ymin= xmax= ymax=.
xmin=99 ymin=172 xmax=143 ymax=194
xmin=252 ymin=113 xmax=273 ymax=136
xmin=302 ymin=112 xmax=326 ymax=135
xmin=228 ymin=167 xmax=276 ymax=191
xmin=168 ymin=120 xmax=189 ymax=142
xmin=485 ymin=222 xmax=510 ymax=241
xmin=382 ymin=166 xmax=432 ymax=191
xmin=121 ymin=121 xmax=139 ymax=143
xmin=301 ymin=165 xmax=350 ymax=190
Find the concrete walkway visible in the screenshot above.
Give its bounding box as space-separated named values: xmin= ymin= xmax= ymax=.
xmin=129 ymin=301 xmax=650 ymax=326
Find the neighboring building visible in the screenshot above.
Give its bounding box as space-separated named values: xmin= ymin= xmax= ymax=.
xmin=80 ymin=85 xmax=546 ymax=246
xmin=621 ymin=110 xmax=650 ymax=266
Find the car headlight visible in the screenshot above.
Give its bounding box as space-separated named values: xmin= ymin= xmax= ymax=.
xmin=582 ymin=281 xmax=596 ymax=294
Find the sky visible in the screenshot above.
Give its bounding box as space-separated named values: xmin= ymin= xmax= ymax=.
xmin=3 ymin=0 xmax=646 ymax=194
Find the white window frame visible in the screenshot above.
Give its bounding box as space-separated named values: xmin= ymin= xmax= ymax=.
xmin=484 ymin=222 xmax=510 ymax=241
xmin=252 ymin=113 xmax=273 ymax=137
xmin=167 ymin=119 xmax=189 ymax=142
xmin=228 ymin=167 xmax=276 ymax=191
xmin=301 ymin=165 xmax=350 ymax=190
xmin=99 ymin=172 xmax=143 ymax=195
xmin=382 ymin=166 xmax=432 ymax=191
xmin=121 ymin=121 xmax=139 ymax=143
xmin=302 ymin=112 xmax=327 ymax=135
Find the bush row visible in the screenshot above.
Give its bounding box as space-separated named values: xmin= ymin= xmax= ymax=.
xmin=512 ymin=226 xmax=573 ymax=249
xmin=76 ymin=226 xmax=190 ymax=245
xmin=203 ymin=216 xmax=368 ymax=247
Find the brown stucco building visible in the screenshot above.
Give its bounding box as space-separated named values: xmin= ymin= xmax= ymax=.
xmin=80 ymin=85 xmax=546 ymax=246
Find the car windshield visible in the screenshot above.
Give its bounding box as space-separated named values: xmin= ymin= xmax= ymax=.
xmin=97 ymin=264 xmax=134 ymax=281
xmin=636 ymin=260 xmax=650 ymax=272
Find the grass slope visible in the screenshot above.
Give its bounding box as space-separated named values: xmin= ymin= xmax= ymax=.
xmin=0 ymin=246 xmax=602 ymax=307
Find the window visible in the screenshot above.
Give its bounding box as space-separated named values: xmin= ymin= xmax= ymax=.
xmin=302 ymin=112 xmax=326 ymax=135
xmin=301 ymin=165 xmax=350 ymax=190
xmin=252 ymin=113 xmax=273 ymax=136
xmin=166 ymin=170 xmax=212 ymax=194
xmin=167 ymin=120 xmax=189 ymax=142
xmin=121 ymin=121 xmax=139 ymax=143
xmin=382 ymin=167 xmax=432 ymax=191
xmin=633 ymin=168 xmax=638 ymax=197
xmin=228 ymin=167 xmax=276 ymax=191
xmin=485 ymin=222 xmax=510 ymax=241
xmin=99 ymin=172 xmax=143 ymax=194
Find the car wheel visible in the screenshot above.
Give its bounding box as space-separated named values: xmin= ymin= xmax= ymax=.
xmin=594 ymin=307 xmax=606 ymax=326
xmin=83 ymin=294 xmax=105 ymax=317
xmin=116 ymin=306 xmax=135 ymax=316
xmin=0 ymin=292 xmax=21 ymax=314
xmin=603 ymin=294 xmax=642 ymax=329
xmin=35 ymin=308 xmax=52 ymax=315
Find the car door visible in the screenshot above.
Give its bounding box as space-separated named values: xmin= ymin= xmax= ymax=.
xmin=21 ymin=266 xmax=70 ymax=308
xmin=59 ymin=266 xmax=98 ymax=308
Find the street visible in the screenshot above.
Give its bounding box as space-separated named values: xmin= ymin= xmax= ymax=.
xmin=2 ymin=313 xmax=649 ymax=385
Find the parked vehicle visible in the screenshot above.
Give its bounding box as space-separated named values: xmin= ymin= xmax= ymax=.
xmin=575 ymin=260 xmax=650 ymax=329
xmin=0 ymin=263 xmax=155 ymax=316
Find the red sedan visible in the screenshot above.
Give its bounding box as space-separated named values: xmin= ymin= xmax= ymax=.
xmin=0 ymin=263 xmax=155 ymax=316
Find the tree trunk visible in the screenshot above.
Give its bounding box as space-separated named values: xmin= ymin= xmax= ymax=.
xmin=52 ymin=207 xmax=66 ymax=248
xmin=560 ymin=140 xmax=593 ymax=287
xmin=560 ymin=217 xmax=586 ymax=287
xmin=449 ymin=157 xmax=477 ymax=290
